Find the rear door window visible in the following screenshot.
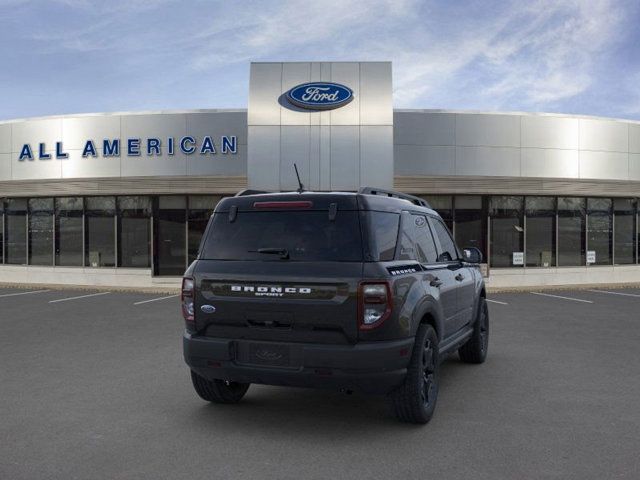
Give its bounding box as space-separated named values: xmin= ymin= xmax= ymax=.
xmin=201 ymin=211 xmax=362 ymax=261
xmin=412 ymin=215 xmax=438 ymax=263
xmin=429 ymin=217 xmax=459 ymax=262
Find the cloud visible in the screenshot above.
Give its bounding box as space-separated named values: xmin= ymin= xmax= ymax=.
xmin=387 ymin=0 xmax=626 ymax=110
xmin=1 ymin=0 xmax=637 ymax=119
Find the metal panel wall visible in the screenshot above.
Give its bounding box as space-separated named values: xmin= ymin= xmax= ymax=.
xmin=579 ymin=118 xmax=628 ymax=152
xmin=0 ymin=110 xmax=248 ymax=183
xmin=521 ymin=115 xmax=579 ymax=149
xmin=0 ymin=124 xmax=11 ymax=153
xmin=521 ymin=148 xmax=579 ymax=178
xmin=456 ymin=114 xmax=520 ymax=147
xmin=394 ymin=111 xmax=640 ymax=183
xmin=247 ymin=61 xmax=393 ymax=191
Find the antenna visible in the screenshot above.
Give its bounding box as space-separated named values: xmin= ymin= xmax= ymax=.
xmin=293 ymin=163 xmax=305 ymax=193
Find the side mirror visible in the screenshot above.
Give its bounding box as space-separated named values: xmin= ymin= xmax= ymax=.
xmin=462 ymin=247 xmax=483 ymax=264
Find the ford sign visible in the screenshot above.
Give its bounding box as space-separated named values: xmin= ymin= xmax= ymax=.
xmin=287 ymin=82 xmax=353 ymax=110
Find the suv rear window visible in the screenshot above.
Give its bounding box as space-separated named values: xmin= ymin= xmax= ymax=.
xmin=201 ymin=211 xmax=363 ymax=261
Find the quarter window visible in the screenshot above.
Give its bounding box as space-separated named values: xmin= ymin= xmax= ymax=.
xmin=367 ymin=211 xmax=400 ymax=261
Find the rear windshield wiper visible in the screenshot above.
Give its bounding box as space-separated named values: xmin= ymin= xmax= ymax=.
xmin=249 ymin=247 xmax=290 ymax=260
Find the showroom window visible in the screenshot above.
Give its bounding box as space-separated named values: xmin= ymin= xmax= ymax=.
xmin=28 ymin=198 xmax=53 ymax=266
xmin=5 ymin=198 xmax=27 ymax=265
xmin=454 ymin=196 xmax=486 ymax=261
xmin=525 ymin=197 xmax=556 ymax=267
xmin=489 ymin=196 xmax=524 ymax=268
xmin=587 ymin=198 xmax=612 ymax=265
xmin=421 ymin=195 xmax=453 ymax=230
xmin=55 ymin=197 xmax=84 ymax=266
xmin=118 ymin=196 xmax=151 ymax=268
xmin=0 ymin=200 xmax=4 ymax=263
xmin=187 ymin=196 xmax=220 ymax=263
xmin=558 ymin=197 xmax=586 ymax=266
xmin=155 ymin=196 xmax=187 ymax=276
xmin=85 ymin=197 xmax=116 ymax=267
xmin=614 ymin=198 xmax=636 ymax=265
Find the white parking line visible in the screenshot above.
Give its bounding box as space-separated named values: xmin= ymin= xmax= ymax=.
xmin=529 ymin=291 xmax=593 ymax=304
xmin=133 ymin=294 xmax=179 ymax=306
xmin=49 ymin=292 xmax=111 ymax=304
xmin=586 ymin=289 xmax=640 ymax=298
xmin=0 ymin=289 xmax=50 ymax=298
xmin=486 ymin=299 xmax=508 ymax=305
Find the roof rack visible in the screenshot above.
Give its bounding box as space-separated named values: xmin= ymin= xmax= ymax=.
xmin=234 ymin=189 xmax=270 ymax=197
xmin=358 ymin=187 xmax=431 ymax=208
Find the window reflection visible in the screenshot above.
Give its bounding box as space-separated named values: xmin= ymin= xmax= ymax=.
xmin=587 ymin=198 xmax=612 ymax=266
xmin=614 ymin=199 xmax=636 ymax=265
xmin=558 ymin=197 xmax=586 ymax=266
xmin=85 ymin=197 xmax=115 ymax=268
xmin=490 ymin=196 xmax=524 ymax=268
xmin=455 ymin=196 xmax=486 ymax=261
xmin=188 ymin=196 xmax=220 ymax=264
xmin=118 ymin=196 xmax=151 ymax=268
xmin=525 ymin=197 xmax=556 ymax=267
xmin=55 ymin=197 xmax=83 ymax=266
xmin=5 ymin=199 xmax=27 ymax=265
xmin=28 ymin=198 xmax=53 ymax=266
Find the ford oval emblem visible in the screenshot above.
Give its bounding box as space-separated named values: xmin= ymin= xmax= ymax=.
xmin=287 ymin=82 xmax=354 ymax=110
xmin=200 ymin=305 xmax=216 ymax=314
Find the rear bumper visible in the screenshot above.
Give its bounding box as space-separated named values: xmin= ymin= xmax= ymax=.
xmin=183 ymin=332 xmax=414 ymax=394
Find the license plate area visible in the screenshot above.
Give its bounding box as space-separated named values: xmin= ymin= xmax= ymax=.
xmin=236 ymin=342 xmax=291 ymax=367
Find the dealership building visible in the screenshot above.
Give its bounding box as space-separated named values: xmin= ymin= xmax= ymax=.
xmin=1 ymin=61 xmax=639 ymax=288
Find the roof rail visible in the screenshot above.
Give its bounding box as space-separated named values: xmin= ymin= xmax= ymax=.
xmin=234 ymin=189 xmax=270 ymax=197
xmin=358 ymin=187 xmax=431 ymax=208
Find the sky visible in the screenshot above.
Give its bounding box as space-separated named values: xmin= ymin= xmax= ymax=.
xmin=1 ymin=0 xmax=639 ymax=121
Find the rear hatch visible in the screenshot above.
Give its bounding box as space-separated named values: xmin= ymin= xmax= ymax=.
xmin=192 ymin=195 xmax=364 ymax=344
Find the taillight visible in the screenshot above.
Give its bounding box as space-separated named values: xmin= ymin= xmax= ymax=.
xmin=181 ymin=277 xmax=195 ymax=326
xmin=358 ymin=281 xmax=393 ymax=330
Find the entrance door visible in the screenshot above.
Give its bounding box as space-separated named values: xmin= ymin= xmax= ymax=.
xmin=154 ymin=196 xmax=187 ymax=276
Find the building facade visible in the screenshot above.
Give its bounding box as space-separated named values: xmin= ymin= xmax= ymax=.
xmin=1 ymin=61 xmax=639 ymax=287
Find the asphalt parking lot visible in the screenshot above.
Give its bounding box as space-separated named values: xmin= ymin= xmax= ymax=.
xmin=1 ymin=286 xmax=639 ymax=479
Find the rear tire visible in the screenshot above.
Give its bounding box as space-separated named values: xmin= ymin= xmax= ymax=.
xmin=458 ymin=297 xmax=489 ymax=364
xmin=389 ymin=324 xmax=440 ymax=424
xmin=190 ymin=370 xmax=250 ymax=404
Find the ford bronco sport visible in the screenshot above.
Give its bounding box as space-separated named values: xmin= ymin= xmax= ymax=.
xmin=182 ymin=188 xmax=488 ymax=424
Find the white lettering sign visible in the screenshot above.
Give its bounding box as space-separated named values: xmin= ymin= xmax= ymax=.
xmin=512 ymin=252 xmax=524 ymax=266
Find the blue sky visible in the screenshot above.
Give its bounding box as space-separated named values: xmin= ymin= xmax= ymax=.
xmin=1 ymin=0 xmax=639 ymax=121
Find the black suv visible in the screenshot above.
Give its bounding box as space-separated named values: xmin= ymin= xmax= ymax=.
xmin=182 ymin=188 xmax=488 ymax=424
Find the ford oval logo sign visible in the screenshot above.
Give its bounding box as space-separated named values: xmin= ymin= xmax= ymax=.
xmin=287 ymin=82 xmax=354 ymax=110
xmin=200 ymin=305 xmax=216 ymax=314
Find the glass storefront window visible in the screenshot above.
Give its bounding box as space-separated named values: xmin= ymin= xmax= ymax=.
xmin=421 ymin=195 xmax=453 ymax=230
xmin=188 ymin=196 xmax=220 ymax=263
xmin=558 ymin=197 xmax=586 ymax=266
xmin=28 ymin=198 xmax=53 ymax=266
xmin=55 ymin=197 xmax=83 ymax=266
xmin=614 ymin=198 xmax=636 ymax=265
xmin=118 ymin=196 xmax=151 ymax=268
xmin=489 ymin=196 xmax=524 ymax=267
xmin=155 ymin=196 xmax=186 ymax=276
xmin=454 ymin=196 xmax=486 ymax=261
xmin=85 ymin=197 xmax=116 ymax=267
xmin=5 ymin=198 xmax=27 ymax=265
xmin=587 ymin=198 xmax=612 ymax=265
xmin=525 ymin=197 xmax=556 ymax=267
xmin=0 ymin=201 xmax=4 ymax=264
